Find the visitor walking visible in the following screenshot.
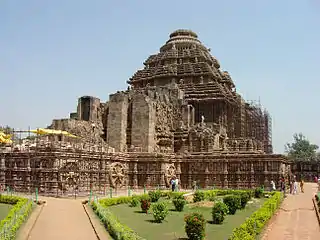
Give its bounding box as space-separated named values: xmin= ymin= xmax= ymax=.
xmin=300 ymin=179 xmax=304 ymax=193
xmin=174 ymin=177 xmax=179 ymax=191
xmin=293 ymin=180 xmax=298 ymax=195
xmin=171 ymin=177 xmax=176 ymax=192
xmin=280 ymin=177 xmax=286 ymax=197
xmin=270 ymin=180 xmax=276 ymax=191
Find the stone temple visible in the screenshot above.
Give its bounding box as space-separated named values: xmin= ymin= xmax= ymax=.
xmin=1 ymin=30 xmax=290 ymax=195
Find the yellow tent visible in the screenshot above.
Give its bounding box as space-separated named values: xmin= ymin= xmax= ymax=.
xmin=30 ymin=128 xmax=78 ymax=138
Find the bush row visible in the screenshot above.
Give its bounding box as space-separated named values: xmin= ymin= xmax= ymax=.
xmin=91 ymin=201 xmax=145 ymax=240
xmin=229 ymin=191 xmax=283 ymax=239
xmin=0 ymin=195 xmax=33 ymax=240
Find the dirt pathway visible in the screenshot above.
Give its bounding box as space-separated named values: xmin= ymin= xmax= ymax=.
xmin=261 ymin=183 xmax=320 ymax=240
xmin=27 ymin=197 xmax=98 ymax=240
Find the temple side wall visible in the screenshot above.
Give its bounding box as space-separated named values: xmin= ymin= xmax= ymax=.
xmin=131 ymin=94 xmax=156 ymax=152
xmin=107 ymin=93 xmax=128 ymax=152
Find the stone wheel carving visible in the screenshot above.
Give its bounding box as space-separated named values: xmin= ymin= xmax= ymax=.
xmin=164 ymin=163 xmax=176 ymax=187
xmin=109 ymin=162 xmax=126 ymax=188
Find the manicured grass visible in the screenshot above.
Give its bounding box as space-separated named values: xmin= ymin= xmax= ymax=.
xmin=0 ymin=203 xmax=12 ymax=220
xmin=109 ymin=198 xmax=266 ymax=240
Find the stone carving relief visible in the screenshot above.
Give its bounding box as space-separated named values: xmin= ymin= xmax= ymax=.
xmin=164 ymin=163 xmax=176 ymax=187
xmin=109 ymin=162 xmax=126 ymax=188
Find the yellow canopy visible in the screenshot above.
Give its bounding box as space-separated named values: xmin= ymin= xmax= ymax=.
xmin=30 ymin=128 xmax=78 ymax=138
xmin=0 ymin=131 xmax=12 ymax=139
xmin=0 ymin=135 xmax=12 ymax=144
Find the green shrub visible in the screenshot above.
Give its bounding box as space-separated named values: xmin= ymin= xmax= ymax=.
xmin=184 ymin=212 xmax=206 ymax=240
xmin=193 ymin=190 xmax=205 ymax=203
xmin=239 ymin=192 xmax=251 ymax=209
xmin=211 ymin=201 xmax=229 ymax=224
xmin=91 ymin=201 xmax=145 ymax=240
xmin=129 ymin=195 xmax=140 ymax=207
xmin=140 ymin=199 xmax=151 ymax=213
xmin=173 ymin=198 xmax=187 ymax=212
xmin=223 ymin=195 xmax=241 ymax=215
xmin=229 ymin=191 xmax=283 ymax=239
xmin=99 ymin=194 xmax=149 ymax=207
xmin=152 ymin=202 xmax=169 ymax=223
xmin=162 ymin=191 xmax=186 ymax=199
xmin=0 ymin=196 xmax=33 ymax=239
xmin=254 ymin=187 xmax=264 ymax=198
xmin=148 ymin=190 xmax=161 ymax=202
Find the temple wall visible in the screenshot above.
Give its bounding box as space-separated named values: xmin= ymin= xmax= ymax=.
xmin=131 ymin=94 xmax=156 ymax=152
xmin=0 ymin=144 xmax=290 ymax=196
xmin=107 ymin=92 xmax=128 ymax=152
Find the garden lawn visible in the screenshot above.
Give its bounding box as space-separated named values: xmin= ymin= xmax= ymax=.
xmin=0 ymin=203 xmax=12 ymax=220
xmin=109 ymin=198 xmax=266 ymax=240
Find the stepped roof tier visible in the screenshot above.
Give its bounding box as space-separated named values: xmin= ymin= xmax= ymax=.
xmin=128 ymin=29 xmax=236 ymax=103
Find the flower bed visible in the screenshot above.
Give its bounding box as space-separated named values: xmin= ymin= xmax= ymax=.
xmin=0 ymin=195 xmax=33 ymax=240
xmin=229 ymin=191 xmax=283 ymax=239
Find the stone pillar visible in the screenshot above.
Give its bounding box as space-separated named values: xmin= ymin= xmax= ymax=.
xmin=0 ymin=158 xmax=5 ymax=188
xmin=223 ymin=160 xmax=228 ymax=188
xmin=133 ymin=162 xmax=138 ymax=189
xmin=250 ymin=162 xmax=255 ymax=188
xmin=131 ymin=93 xmax=156 ymax=153
xmin=107 ymin=92 xmax=128 ymax=152
xmin=236 ymin=164 xmax=241 ymax=189
xmin=176 ymin=162 xmax=181 ymax=184
xmin=264 ymin=161 xmax=269 ymax=188
xmin=160 ymin=162 xmax=166 ymax=188
xmin=204 ymin=163 xmax=209 ymax=188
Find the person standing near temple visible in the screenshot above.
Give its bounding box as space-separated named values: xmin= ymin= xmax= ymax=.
xmin=300 ymin=179 xmax=304 ymax=193
xmin=174 ymin=177 xmax=179 ymax=191
xmin=270 ymin=180 xmax=276 ymax=191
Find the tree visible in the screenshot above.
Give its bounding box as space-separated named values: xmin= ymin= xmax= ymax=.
xmin=285 ymin=133 xmax=319 ymax=161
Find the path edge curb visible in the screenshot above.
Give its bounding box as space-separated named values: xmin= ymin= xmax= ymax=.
xmin=312 ymin=198 xmax=320 ymax=229
xmin=21 ymin=203 xmax=45 ymax=240
xmin=83 ymin=203 xmax=103 ymax=240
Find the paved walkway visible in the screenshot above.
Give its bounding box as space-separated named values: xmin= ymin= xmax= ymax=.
xmin=27 ymin=197 xmax=98 ymax=240
xmin=261 ymin=183 xmax=320 ymax=240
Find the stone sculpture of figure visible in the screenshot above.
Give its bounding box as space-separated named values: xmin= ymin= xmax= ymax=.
xmin=201 ymin=115 xmax=205 ymax=124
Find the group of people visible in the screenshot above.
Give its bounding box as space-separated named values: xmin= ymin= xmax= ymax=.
xmin=274 ymin=175 xmax=304 ymax=195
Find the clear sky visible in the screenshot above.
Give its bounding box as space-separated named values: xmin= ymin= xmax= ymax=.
xmin=1 ymin=0 xmax=320 ymax=153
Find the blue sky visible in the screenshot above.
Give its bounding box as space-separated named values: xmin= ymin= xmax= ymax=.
xmin=1 ymin=0 xmax=320 ymax=153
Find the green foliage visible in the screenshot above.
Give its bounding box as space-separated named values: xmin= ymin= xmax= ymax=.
xmin=211 ymin=201 xmax=229 ymax=224
xmin=152 ymin=202 xmax=169 ymax=223
xmin=129 ymin=195 xmax=140 ymax=207
xmin=229 ymin=192 xmax=283 ymax=240
xmin=239 ymin=192 xmax=251 ymax=209
xmin=223 ymin=195 xmax=241 ymax=215
xmin=0 ymin=195 xmax=33 ymax=240
xmin=161 ymin=191 xmax=186 ymax=199
xmin=286 ymin=133 xmax=319 ymax=161
xmin=148 ymin=190 xmax=161 ymax=202
xmin=254 ymin=187 xmax=264 ymax=198
xmin=99 ymin=194 xmax=149 ymax=207
xmin=140 ymin=199 xmax=151 ymax=213
xmin=204 ymin=189 xmax=253 ymax=198
xmin=193 ymin=190 xmax=205 ymax=203
xmin=172 ymin=198 xmax=187 ymax=212
xmin=184 ymin=212 xmax=206 ymax=240
xmin=91 ymin=201 xmax=145 ymax=240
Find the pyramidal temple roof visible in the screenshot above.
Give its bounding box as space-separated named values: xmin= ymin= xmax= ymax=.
xmin=128 ymin=29 xmax=237 ymax=102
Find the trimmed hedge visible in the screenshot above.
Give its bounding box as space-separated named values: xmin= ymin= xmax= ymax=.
xmin=91 ymin=201 xmax=145 ymax=240
xmin=0 ymin=195 xmax=33 ymax=240
xmin=229 ymin=191 xmax=283 ymax=240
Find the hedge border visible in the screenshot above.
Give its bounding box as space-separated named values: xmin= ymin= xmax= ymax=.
xmin=0 ymin=195 xmax=33 ymax=240
xmin=229 ymin=191 xmax=284 ymax=239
